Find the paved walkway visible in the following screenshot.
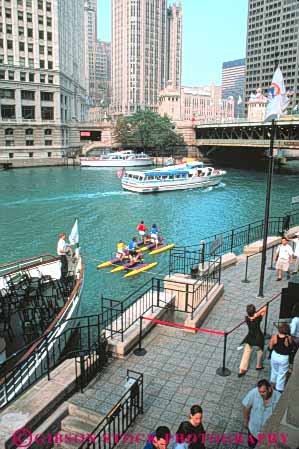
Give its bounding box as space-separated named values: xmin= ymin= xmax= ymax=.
xmin=70 ymin=251 xmax=293 ymax=449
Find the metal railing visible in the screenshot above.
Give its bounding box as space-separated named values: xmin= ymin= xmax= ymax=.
xmin=78 ymin=370 xmax=143 ymax=449
xmin=169 ymin=209 xmax=299 ymax=275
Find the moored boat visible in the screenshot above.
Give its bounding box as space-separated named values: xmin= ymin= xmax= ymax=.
xmin=80 ymin=150 xmax=153 ymax=168
xmin=0 ymin=253 xmax=84 ymax=408
xmin=121 ymin=163 xmax=226 ymax=193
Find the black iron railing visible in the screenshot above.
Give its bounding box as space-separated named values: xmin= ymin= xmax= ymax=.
xmin=78 ymin=370 xmax=143 ymax=449
xmin=169 ymin=209 xmax=299 ymax=275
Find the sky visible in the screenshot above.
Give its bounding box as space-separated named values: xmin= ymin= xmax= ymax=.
xmin=97 ymin=0 xmax=248 ymax=86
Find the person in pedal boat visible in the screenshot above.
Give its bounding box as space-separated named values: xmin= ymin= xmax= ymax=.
xmin=136 ymin=221 xmax=148 ymax=243
xmin=151 ymin=224 xmax=160 ymax=248
xmin=128 ymin=237 xmax=138 ymax=262
xmin=116 ymin=240 xmax=127 ymax=261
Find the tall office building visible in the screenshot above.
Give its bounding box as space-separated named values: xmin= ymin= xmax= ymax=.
xmin=84 ymin=0 xmax=97 ymax=103
xmin=222 ymin=58 xmax=246 ymax=117
xmin=245 ymin=0 xmax=299 ymax=112
xmin=95 ymin=40 xmax=112 ymax=106
xmin=0 ymin=0 xmax=87 ymax=160
xmin=166 ymin=2 xmax=183 ymax=89
xmin=112 ymin=0 xmax=182 ymax=115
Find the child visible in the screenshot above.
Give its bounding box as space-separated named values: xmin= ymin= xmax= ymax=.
xmin=116 ymin=240 xmax=126 ymax=261
xmin=151 ymin=224 xmax=160 ymax=248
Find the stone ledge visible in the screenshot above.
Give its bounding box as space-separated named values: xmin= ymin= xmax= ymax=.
xmin=184 ymin=283 xmax=224 ymax=332
xmin=244 ymin=236 xmax=281 ymax=255
xmin=198 ymin=253 xmax=237 ymax=274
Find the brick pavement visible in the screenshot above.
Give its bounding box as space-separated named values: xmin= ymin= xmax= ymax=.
xmin=70 ymin=251 xmax=292 ymax=449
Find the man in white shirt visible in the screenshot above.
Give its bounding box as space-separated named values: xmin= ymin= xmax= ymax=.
xmin=291 ymin=231 xmax=299 ymax=274
xmin=274 ymin=237 xmax=293 ymax=281
xmin=57 ymin=233 xmax=71 ymax=278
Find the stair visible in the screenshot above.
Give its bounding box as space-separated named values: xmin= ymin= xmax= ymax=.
xmin=53 ymin=402 xmax=103 ymax=449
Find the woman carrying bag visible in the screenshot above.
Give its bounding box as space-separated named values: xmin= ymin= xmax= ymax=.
xmin=269 ymin=323 xmax=293 ymax=392
xmin=238 ymin=304 xmax=266 ymax=377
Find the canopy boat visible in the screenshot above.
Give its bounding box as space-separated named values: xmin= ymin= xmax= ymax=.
xmin=0 ymin=253 xmax=84 ymax=408
xmin=121 ymin=163 xmax=226 ymax=193
xmin=80 ymin=150 xmax=153 ymax=168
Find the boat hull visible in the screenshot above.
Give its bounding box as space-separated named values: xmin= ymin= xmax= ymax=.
xmin=122 ymin=176 xmax=223 ymax=193
xmin=80 ymin=158 xmax=152 ymax=167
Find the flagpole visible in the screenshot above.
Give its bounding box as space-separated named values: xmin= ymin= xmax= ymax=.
xmin=257 ymin=119 xmax=276 ymax=298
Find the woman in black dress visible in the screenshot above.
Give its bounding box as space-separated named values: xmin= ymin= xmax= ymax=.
xmin=238 ymin=304 xmax=266 ymax=377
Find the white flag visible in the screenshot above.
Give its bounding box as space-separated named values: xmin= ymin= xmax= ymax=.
xmin=237 ymin=96 xmax=242 ymax=105
xmin=69 ymin=219 xmax=79 ymax=245
xmin=265 ymin=66 xmax=289 ymax=122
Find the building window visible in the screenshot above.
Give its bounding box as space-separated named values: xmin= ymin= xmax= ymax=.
xmin=8 ymin=71 xmax=14 ymax=80
xmin=19 ymin=26 xmax=24 ymax=37
xmin=6 ymin=9 xmax=12 ymax=19
xmin=28 ymin=43 xmax=33 ymax=53
xmin=20 ymin=72 xmax=26 ymax=82
xmin=20 ymin=57 xmax=25 ymax=67
xmin=48 ymin=61 xmax=52 ymax=70
xmin=25 ymin=128 xmax=33 ymax=135
xmin=29 ymin=73 xmax=34 ymax=82
xmin=22 ymin=105 xmax=35 ymax=119
xmin=41 ymin=92 xmax=53 ymax=101
xmin=47 ymin=152 xmax=52 ymax=157
xmin=27 ymin=13 xmax=32 ymax=23
xmin=47 ymin=32 xmax=52 ymax=41
xmin=40 ymin=60 xmax=45 ymax=69
xmin=26 ymin=140 xmax=34 ymax=146
xmin=38 ymin=16 xmax=43 ymax=25
xmin=39 ymin=30 xmax=44 ymax=39
xmin=0 ymin=89 xmax=15 ymax=99
xmin=38 ymin=0 xmax=43 ymax=9
xmin=21 ymin=90 xmax=35 ymax=100
xmin=27 ymin=29 xmax=33 ymax=38
xmin=5 ymin=128 xmax=14 ymax=136
xmin=6 ymin=141 xmax=14 ymax=147
xmin=7 ymin=56 xmax=14 ymax=65
xmin=1 ymin=105 xmax=15 ymax=119
xmin=6 ymin=24 xmax=12 ymax=34
xmin=19 ymin=42 xmax=25 ymax=52
xmin=29 ymin=152 xmax=33 ymax=158
xmin=39 ymin=45 xmax=44 ymax=54
xmin=9 ymin=153 xmax=14 ymax=158
xmin=18 ymin=11 xmax=23 ymax=20
xmin=40 ymin=74 xmax=46 ymax=83
xmin=48 ymin=76 xmax=53 ymax=84
xmin=46 ymin=17 xmax=51 ymax=26
xmin=46 ymin=2 xmax=51 ymax=12
xmin=0 ymin=55 xmax=3 ymax=64
xmin=48 ymin=47 xmax=52 ymax=56
xmin=0 ymin=71 xmax=5 ymax=80
xmin=45 ymin=129 xmax=52 ymax=135
xmin=45 ymin=140 xmax=52 ymax=146
xmin=7 ymin=40 xmax=13 ymax=50
xmin=41 ymin=107 xmax=53 ymax=120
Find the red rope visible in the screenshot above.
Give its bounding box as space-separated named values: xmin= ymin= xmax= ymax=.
xmin=141 ymin=316 xmax=225 ymax=336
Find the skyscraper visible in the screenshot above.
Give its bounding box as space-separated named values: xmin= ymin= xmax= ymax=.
xmin=95 ymin=40 xmax=112 ymax=106
xmin=112 ymin=0 xmax=182 ymax=115
xmin=245 ymin=0 xmax=299 ymax=111
xmin=222 ymin=59 xmax=246 ymax=117
xmin=166 ymin=2 xmax=183 ymax=89
xmin=0 ymin=0 xmax=87 ymax=160
xmin=84 ymin=0 xmax=97 ymax=103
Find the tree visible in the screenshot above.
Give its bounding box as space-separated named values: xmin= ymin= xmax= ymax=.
xmin=113 ymin=110 xmax=184 ymax=150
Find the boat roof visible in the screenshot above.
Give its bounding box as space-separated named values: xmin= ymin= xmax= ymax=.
xmin=125 ymin=169 xmax=190 ymax=177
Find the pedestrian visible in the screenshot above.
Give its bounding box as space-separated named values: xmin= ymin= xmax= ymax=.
xmin=290 ymin=303 xmax=299 ymax=367
xmin=176 ymin=405 xmax=205 ymax=449
xmin=268 ymin=322 xmax=293 ymax=392
xmin=142 ymin=426 xmax=171 ymax=449
xmin=136 ymin=221 xmax=148 ymax=243
xmin=290 ymin=231 xmax=299 ymax=274
xmin=242 ymin=379 xmax=281 ymax=449
xmin=57 ymin=232 xmax=71 ymax=278
xmin=238 ymin=304 xmax=266 ymax=377
xmin=274 ymin=237 xmax=293 ymax=281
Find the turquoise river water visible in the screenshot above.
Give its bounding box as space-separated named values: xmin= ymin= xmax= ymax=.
xmin=1 ymin=163 xmax=299 ymax=315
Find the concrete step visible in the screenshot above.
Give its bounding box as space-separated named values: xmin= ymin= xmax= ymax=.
xmin=53 ymin=430 xmax=87 ymax=449
xmin=68 ymin=402 xmax=103 ymax=426
xmin=61 ymin=415 xmax=97 ymax=435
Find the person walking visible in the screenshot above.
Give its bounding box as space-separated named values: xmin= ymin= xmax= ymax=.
xmin=269 ymin=322 xmax=293 ymax=392
xmin=274 ymin=237 xmax=293 ymax=281
xmin=291 ymin=231 xmax=299 ymax=274
xmin=176 ymin=405 xmax=205 ymax=449
xmin=242 ymin=379 xmax=281 ymax=448
xmin=142 ymin=426 xmax=171 ymax=449
xmin=238 ymin=304 xmax=266 ymax=377
xmin=290 ymin=303 xmax=299 ymax=367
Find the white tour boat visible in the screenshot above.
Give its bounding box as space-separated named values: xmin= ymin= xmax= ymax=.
xmin=121 ymin=162 xmax=226 ymax=193
xmin=80 ymin=150 xmax=153 ymax=168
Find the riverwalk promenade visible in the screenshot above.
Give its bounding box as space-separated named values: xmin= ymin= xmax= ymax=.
xmin=67 ymin=250 xmax=296 ymax=449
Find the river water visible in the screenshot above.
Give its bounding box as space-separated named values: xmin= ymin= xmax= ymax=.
xmin=1 ymin=163 xmax=299 ymax=314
